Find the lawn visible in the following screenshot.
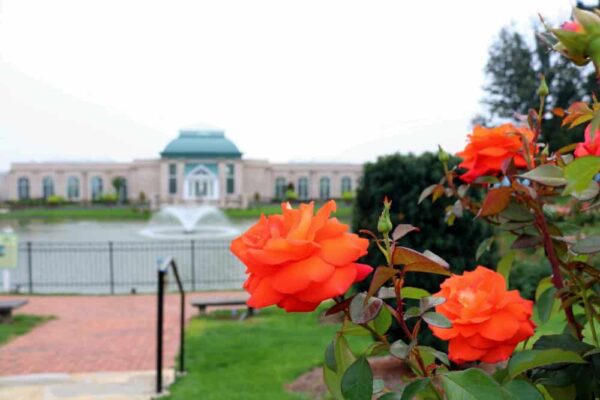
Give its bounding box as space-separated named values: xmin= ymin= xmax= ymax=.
xmin=0 ymin=202 xmax=353 ymax=222
xmin=0 ymin=314 xmax=51 ymax=345
xmin=165 ymin=306 xmax=371 ymax=400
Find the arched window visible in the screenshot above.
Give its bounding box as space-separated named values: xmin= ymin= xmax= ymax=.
xmin=319 ymin=177 xmax=330 ymax=200
xmin=17 ymin=177 xmax=29 ymax=200
xmin=91 ymin=176 xmax=103 ymax=201
xmin=67 ymin=176 xmax=80 ymax=200
xmin=298 ymin=177 xmax=309 ymax=200
xmin=275 ymin=177 xmax=286 ymax=199
xmin=341 ymin=176 xmax=352 ymax=193
xmin=42 ymin=176 xmax=54 ymax=199
xmin=184 ymin=165 xmax=219 ymax=200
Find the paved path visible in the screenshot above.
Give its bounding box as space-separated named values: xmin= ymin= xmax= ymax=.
xmin=0 ymin=292 xmax=244 ymax=375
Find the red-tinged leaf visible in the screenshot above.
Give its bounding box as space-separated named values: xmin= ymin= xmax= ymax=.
xmin=393 ymin=247 xmax=451 ymax=276
xmin=432 ymin=185 xmax=445 ymax=203
xmin=478 ymin=187 xmax=512 ymax=218
xmin=325 ymin=296 xmax=355 ymax=316
xmin=366 ymin=266 xmax=397 ymax=300
xmin=553 ymin=107 xmax=565 ymax=117
xmin=404 ymin=264 xmax=452 ymax=276
xmin=418 ymin=184 xmax=437 ymax=204
xmin=392 ymin=224 xmax=420 ymax=241
xmin=511 ymin=234 xmax=542 ymax=249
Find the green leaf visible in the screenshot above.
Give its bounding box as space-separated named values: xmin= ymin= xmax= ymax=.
xmin=419 ymin=296 xmax=445 ymax=313
xmin=572 ymin=235 xmax=600 ymax=254
xmin=403 ymin=307 xmax=421 ymax=321
xmin=502 ymin=380 xmax=543 ymax=400
xmin=519 ymin=164 xmax=567 ymax=187
xmin=400 ymin=287 xmax=430 ymax=300
xmin=341 ymin=357 xmax=373 ymax=400
xmin=390 ymin=339 xmax=410 ymax=359
xmin=569 ymin=179 xmax=599 ymax=201
xmin=400 ymin=378 xmax=432 ymax=400
xmin=373 ymin=305 xmax=392 ymax=335
xmin=324 ymin=335 xmax=356 ymax=400
xmin=422 ymin=312 xmax=452 ymax=328
xmin=563 ymin=156 xmax=600 ymax=194
xmin=507 ymin=349 xmax=587 ymax=378
xmin=373 ymin=379 xmax=385 ymax=394
xmin=478 ymin=187 xmax=512 ymax=218
xmin=476 ymin=237 xmax=494 ymax=260
xmin=350 ymin=293 xmax=383 ymax=324
xmin=535 ymin=277 xmax=553 ymax=301
xmin=536 ymin=287 xmax=557 ymax=324
xmin=378 ymin=393 xmax=402 ymax=400
xmin=497 ymin=251 xmax=516 ymax=288
xmin=499 ymin=201 xmax=535 ymax=222
xmin=417 ymin=345 xmax=449 ymax=366
xmin=325 ymin=341 xmax=337 ymax=372
xmin=441 ymin=368 xmax=506 ymax=400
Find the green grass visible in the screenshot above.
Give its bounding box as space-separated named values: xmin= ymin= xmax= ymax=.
xmin=0 ymin=202 xmax=353 ymax=222
xmin=0 ymin=207 xmax=151 ymax=221
xmin=224 ymin=202 xmax=353 ymax=220
xmin=165 ymin=306 xmax=371 ymax=400
xmin=0 ymin=314 xmax=52 ymax=345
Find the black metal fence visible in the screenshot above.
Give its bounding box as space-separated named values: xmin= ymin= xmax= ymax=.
xmin=7 ymin=240 xmax=246 ymax=294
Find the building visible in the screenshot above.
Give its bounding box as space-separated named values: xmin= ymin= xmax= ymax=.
xmin=4 ymin=126 xmax=362 ymax=208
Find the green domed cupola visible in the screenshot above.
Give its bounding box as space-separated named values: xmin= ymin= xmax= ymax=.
xmin=160 ymin=125 xmax=242 ymax=159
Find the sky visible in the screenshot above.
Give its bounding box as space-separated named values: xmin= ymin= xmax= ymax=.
xmin=0 ymin=0 xmax=581 ymax=171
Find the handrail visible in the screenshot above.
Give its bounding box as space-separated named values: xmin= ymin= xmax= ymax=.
xmin=156 ymin=257 xmax=186 ymax=394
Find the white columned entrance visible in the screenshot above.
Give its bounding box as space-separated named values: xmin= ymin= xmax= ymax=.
xmin=183 ymin=165 xmax=220 ymax=201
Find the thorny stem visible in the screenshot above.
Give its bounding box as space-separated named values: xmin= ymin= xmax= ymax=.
xmin=532 ymin=200 xmax=583 ymax=339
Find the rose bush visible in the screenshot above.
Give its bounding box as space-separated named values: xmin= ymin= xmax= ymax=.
xmin=230 ymin=200 xmax=372 ymax=312
xmin=228 ymin=6 xmax=600 ymax=399
xmin=430 ymin=266 xmax=535 ymax=364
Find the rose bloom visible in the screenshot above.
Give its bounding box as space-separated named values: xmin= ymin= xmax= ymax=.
xmin=574 ymin=124 xmax=600 ymax=157
xmin=457 ymin=124 xmax=536 ymax=183
xmin=230 ymin=200 xmax=372 ymax=312
xmin=561 ymin=21 xmax=584 ymax=33
xmin=428 ymin=266 xmax=535 ymax=364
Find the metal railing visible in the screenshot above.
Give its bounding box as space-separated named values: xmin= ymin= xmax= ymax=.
xmin=7 ymin=240 xmax=246 ymax=294
xmin=156 ymin=257 xmax=185 ymax=394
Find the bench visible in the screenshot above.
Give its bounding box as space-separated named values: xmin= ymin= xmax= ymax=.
xmin=190 ymin=296 xmax=254 ymax=319
xmin=0 ymin=299 xmax=28 ymax=322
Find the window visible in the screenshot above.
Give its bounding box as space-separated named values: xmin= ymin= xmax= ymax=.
xmin=169 ymin=164 xmax=177 ymax=195
xmin=319 ymin=177 xmax=330 ymax=200
xmin=298 ymin=177 xmax=309 ymax=200
xmin=226 ymin=164 xmax=235 ymax=194
xmin=67 ymin=176 xmax=80 ymax=200
xmin=42 ymin=176 xmax=54 ymax=199
xmin=341 ymin=176 xmax=352 ymax=193
xmin=17 ymin=177 xmax=29 ymax=200
xmin=275 ymin=177 xmax=286 ymax=199
xmin=91 ymin=176 xmax=103 ymax=201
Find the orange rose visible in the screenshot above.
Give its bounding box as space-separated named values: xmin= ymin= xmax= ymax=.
xmin=457 ymin=124 xmax=536 ymax=183
xmin=230 ymin=200 xmax=372 ymax=312
xmin=428 ymin=266 xmax=535 ymax=364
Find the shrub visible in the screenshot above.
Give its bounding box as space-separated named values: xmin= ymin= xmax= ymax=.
xmin=284 ymin=189 xmax=298 ymax=201
xmin=353 ymin=152 xmax=498 ymax=294
xmin=341 ymin=190 xmax=355 ymax=203
xmin=46 ymin=195 xmax=66 ymax=206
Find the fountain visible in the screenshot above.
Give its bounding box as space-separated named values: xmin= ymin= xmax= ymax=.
xmin=139 ymin=204 xmax=240 ymax=240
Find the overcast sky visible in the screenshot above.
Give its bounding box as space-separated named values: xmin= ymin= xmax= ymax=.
xmin=0 ymin=0 xmax=580 ymax=171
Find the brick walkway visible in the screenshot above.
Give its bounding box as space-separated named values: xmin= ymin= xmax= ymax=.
xmin=0 ymin=292 xmax=243 ymax=375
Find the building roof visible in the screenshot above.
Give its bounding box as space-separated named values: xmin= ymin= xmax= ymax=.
xmin=160 ymin=126 xmax=242 ymax=159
